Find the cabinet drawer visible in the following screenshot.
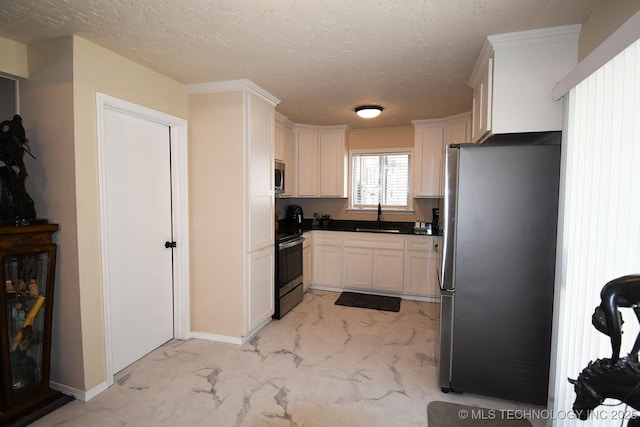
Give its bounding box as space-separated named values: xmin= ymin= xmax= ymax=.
xmin=343 ymin=234 xmax=404 ymax=250
xmin=405 ymin=236 xmax=438 ymax=252
xmin=312 ymin=231 xmax=342 ymax=246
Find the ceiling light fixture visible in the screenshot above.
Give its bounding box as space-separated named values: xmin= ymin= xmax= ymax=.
xmin=355 ymin=105 xmax=383 ymax=119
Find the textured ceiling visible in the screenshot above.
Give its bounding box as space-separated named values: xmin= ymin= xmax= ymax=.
xmin=0 ymin=0 xmax=602 ymax=128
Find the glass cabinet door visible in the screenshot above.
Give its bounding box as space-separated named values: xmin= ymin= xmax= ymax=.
xmin=3 ymin=250 xmax=51 ymax=399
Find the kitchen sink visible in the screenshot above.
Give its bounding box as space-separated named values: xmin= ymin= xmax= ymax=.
xmin=354 ymin=228 xmax=401 ymax=233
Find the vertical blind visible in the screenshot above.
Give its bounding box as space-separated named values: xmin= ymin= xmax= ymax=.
xmin=351 ymin=153 xmax=410 ymax=207
xmin=550 ymin=38 xmax=640 ymax=427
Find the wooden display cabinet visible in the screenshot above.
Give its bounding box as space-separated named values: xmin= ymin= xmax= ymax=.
xmin=0 ymin=224 xmax=60 ymax=425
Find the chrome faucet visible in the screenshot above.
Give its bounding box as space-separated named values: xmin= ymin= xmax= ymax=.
xmin=377 ymin=203 xmax=382 ymax=228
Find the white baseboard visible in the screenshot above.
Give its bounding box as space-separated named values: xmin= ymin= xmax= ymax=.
xmin=190 ymin=317 xmax=271 ymax=345
xmin=50 ymin=379 xmax=109 ymax=402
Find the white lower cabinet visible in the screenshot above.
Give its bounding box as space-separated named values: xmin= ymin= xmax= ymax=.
xmin=403 ymin=236 xmax=441 ymax=297
xmin=249 ymin=245 xmax=275 ymax=330
xmin=372 ymin=249 xmax=404 ymax=292
xmin=343 ymin=247 xmax=374 ymax=289
xmin=342 ymin=234 xmax=404 ymax=292
xmin=312 ymin=232 xmax=342 ymax=287
xmin=308 ymin=231 xmax=441 ymax=298
xmin=302 ymin=232 xmax=312 ymax=292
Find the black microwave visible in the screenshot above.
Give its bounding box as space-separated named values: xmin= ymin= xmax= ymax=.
xmin=275 ymin=160 xmax=285 ymax=195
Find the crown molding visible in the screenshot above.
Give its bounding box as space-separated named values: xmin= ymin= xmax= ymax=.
xmin=185 ymin=78 xmax=280 ymax=106
xmin=488 ymin=24 xmax=581 ymax=50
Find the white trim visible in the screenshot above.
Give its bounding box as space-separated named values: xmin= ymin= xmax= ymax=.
xmin=552 ymin=10 xmax=640 ymax=101
xmin=96 ymin=93 xmax=190 ymax=389
xmin=191 ymin=317 xmax=272 ymax=345
xmin=50 ymin=380 xmax=109 ymax=402
xmin=411 ymin=118 xmax=444 ymax=126
xmin=488 ymin=24 xmax=581 ymax=50
xmin=184 ymin=78 xmax=280 ymax=106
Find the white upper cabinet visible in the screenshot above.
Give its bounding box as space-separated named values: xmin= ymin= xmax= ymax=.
xmin=318 ymin=127 xmax=348 ymax=197
xmin=444 ymin=112 xmax=472 ymax=145
xmin=294 ymin=124 xmax=349 ymax=197
xmin=248 ymin=92 xmax=276 ymax=251
xmin=412 ymin=119 xmax=445 ymax=198
xmin=294 ymin=125 xmax=318 ymax=197
xmin=275 ymin=112 xmax=294 ymax=197
xmin=468 ymin=25 xmax=581 ymax=143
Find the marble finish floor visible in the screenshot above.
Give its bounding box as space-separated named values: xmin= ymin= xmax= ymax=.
xmin=33 ymin=290 xmax=543 ymax=426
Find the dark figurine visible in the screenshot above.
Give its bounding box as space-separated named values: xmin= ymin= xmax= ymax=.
xmin=570 ymin=274 xmax=640 ymax=425
xmin=570 ymin=357 xmax=640 ymax=420
xmin=0 ymin=114 xmax=36 ymax=223
xmin=593 ymin=275 xmax=640 ymax=362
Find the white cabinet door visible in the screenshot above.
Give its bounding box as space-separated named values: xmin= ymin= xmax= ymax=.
xmin=471 ymin=58 xmax=493 ymax=143
xmin=249 ymin=246 xmax=274 ymax=330
xmin=403 ymin=237 xmax=439 ymax=297
xmin=248 ymin=93 xmax=275 ymax=251
xmin=275 ymin=118 xmax=285 ymax=162
xmin=295 ymin=127 xmax=318 ymax=196
xmin=343 ymin=247 xmax=373 ymax=289
xmin=303 ymin=234 xmax=312 ymax=292
xmin=312 ymin=233 xmax=342 ymax=287
xmin=372 ymin=249 xmax=404 ymax=292
xmin=318 ymin=128 xmax=347 ymax=197
xmin=275 ymin=114 xmax=295 ymax=197
xmin=445 ymin=112 xmax=472 ymax=145
xmin=413 ymin=121 xmax=445 ymax=197
xmin=282 ymin=123 xmax=294 ymax=197
xmin=313 ymin=244 xmax=342 ymax=287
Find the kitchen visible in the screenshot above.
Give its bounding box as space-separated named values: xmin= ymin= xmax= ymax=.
xmin=0 ymin=1 xmax=639 ymax=425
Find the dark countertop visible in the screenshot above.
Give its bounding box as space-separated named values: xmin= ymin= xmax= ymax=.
xmin=278 ymin=219 xmax=442 ymax=236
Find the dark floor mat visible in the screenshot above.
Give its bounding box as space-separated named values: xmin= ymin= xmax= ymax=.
xmin=334 ymin=291 xmax=401 ymax=312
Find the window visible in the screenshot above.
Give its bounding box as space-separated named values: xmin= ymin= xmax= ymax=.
xmin=350 ymin=150 xmax=411 ymax=210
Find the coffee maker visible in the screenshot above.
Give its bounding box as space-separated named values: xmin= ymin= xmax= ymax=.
xmin=286 ymin=205 xmax=304 ymax=230
xmin=432 ymin=208 xmax=440 ymax=235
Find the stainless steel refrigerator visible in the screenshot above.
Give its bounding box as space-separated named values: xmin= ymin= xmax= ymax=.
xmin=439 ymin=141 xmax=561 ymax=406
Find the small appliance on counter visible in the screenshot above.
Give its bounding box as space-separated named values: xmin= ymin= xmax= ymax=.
xmin=286 ymin=205 xmax=304 ymax=230
xmin=413 ymin=220 xmax=432 ymax=235
xmin=432 ymin=208 xmax=440 ymax=235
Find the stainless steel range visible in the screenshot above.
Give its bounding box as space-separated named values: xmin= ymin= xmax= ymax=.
xmin=274 ymin=232 xmax=304 ymax=319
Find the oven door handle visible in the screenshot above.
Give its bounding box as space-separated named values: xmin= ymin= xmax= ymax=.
xmin=278 ymin=237 xmax=305 ymax=250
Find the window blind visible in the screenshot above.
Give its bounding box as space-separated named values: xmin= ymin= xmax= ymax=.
xmin=351 ymin=153 xmax=410 ymax=208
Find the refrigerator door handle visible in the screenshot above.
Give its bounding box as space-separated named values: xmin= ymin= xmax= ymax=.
xmin=441 ymin=144 xmax=459 ymax=292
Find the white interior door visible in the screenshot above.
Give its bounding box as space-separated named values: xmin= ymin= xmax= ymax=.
xmin=103 ymin=108 xmax=174 ymax=373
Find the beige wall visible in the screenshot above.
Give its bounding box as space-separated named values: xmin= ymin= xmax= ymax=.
xmin=20 ymin=36 xmax=83 ymax=391
xmin=0 ymin=36 xmax=28 ymax=78
xmin=71 ymin=35 xmax=189 ymax=391
xmin=188 ymin=91 xmax=247 ymax=337
xmin=349 ymin=125 xmax=414 ymax=149
xmin=578 ymin=0 xmax=640 ymax=60
xmin=16 ymin=35 xmax=189 ymax=393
